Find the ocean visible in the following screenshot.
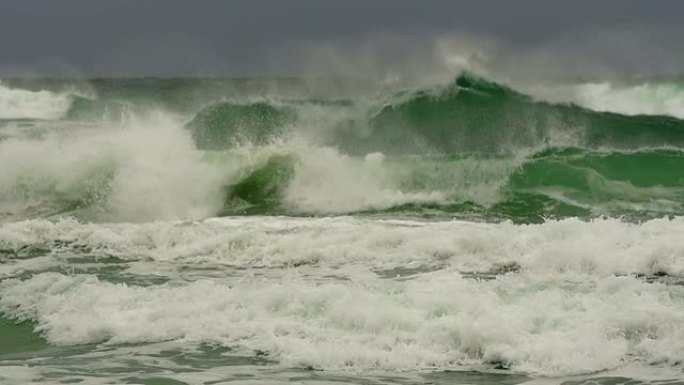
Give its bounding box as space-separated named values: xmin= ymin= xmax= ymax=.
xmin=0 ymin=74 xmax=683 ymax=384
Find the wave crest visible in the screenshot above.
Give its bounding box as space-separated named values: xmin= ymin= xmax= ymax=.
xmin=0 ymin=83 xmax=73 ymax=120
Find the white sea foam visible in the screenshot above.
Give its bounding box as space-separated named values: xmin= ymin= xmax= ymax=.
xmin=527 ymin=82 xmax=684 ymax=119
xmin=0 ymin=113 xmax=227 ymax=222
xmin=0 ymin=83 xmax=73 ymax=120
xmin=1 ymin=269 xmax=682 ymax=376
xmin=0 ymin=366 xmax=43 ymax=384
xmin=1 ymin=216 xmax=684 ymax=378
xmin=2 ymin=216 xmax=683 ymax=277
xmin=284 ymin=146 xmax=444 ymax=213
xmin=0 ymin=118 xmax=452 ymax=221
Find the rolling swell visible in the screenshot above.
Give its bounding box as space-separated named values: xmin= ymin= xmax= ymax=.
xmin=501 ymin=148 xmax=684 ymax=221
xmin=355 ymin=74 xmax=684 ymax=154
xmin=218 ymin=148 xmax=684 ymax=222
xmin=8 ymin=146 xmax=677 ymax=222
xmin=170 ymin=74 xmax=684 ymax=221
xmin=2 ymin=74 xmax=684 ymax=222
xmin=184 ymin=73 xmax=684 ymax=154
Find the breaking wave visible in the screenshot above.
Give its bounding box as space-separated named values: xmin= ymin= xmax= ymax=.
xmin=1 ymin=74 xmax=684 ymax=223
xmin=0 ymin=82 xmax=73 ymax=120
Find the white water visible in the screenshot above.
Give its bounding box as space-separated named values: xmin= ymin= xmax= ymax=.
xmin=1 ymin=216 xmax=683 ymax=378
xmin=0 ymin=114 xmax=451 ymax=222
xmin=0 ymin=114 xmax=225 ymax=222
xmin=284 ymin=149 xmax=445 ymax=213
xmin=528 ymin=81 xmax=684 ymax=119
xmin=1 ymin=80 xmax=684 ymax=384
xmin=2 ymin=216 xmax=683 ymax=276
xmin=0 ymin=83 xmax=73 ymax=120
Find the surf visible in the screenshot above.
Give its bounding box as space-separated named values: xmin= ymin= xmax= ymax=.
xmin=0 ymin=82 xmax=73 ymax=121
xmin=2 ymin=72 xmax=684 ymax=384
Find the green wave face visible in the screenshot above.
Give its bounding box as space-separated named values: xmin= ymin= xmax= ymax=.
xmin=501 ymin=148 xmax=684 ymax=222
xmin=187 ymin=102 xmax=297 ymax=150
xmin=360 ymin=74 xmax=684 ymax=154
xmin=180 ymin=74 xmax=684 ymax=154
xmin=205 ymin=148 xmax=684 ymax=222
xmin=222 ymin=154 xmax=297 ymax=214
xmin=2 ymin=74 xmax=684 ymax=222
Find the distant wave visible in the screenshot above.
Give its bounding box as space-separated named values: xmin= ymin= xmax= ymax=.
xmin=528 ymin=81 xmax=684 ymax=119
xmin=184 ymin=74 xmax=684 ymax=154
xmin=0 ymin=83 xmax=73 ymax=120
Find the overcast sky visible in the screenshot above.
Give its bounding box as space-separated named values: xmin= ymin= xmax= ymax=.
xmin=1 ymin=0 xmax=682 ymax=77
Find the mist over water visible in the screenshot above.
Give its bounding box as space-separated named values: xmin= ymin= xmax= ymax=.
xmin=1 ymin=53 xmax=684 ymax=384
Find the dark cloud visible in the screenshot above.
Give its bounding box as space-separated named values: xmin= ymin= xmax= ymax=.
xmin=0 ymin=0 xmax=682 ymax=77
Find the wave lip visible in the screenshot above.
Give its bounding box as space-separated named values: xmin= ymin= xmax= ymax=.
xmin=0 ymin=83 xmax=73 ymax=120
xmin=362 ymin=74 xmax=684 ymax=154
xmin=529 ymin=81 xmax=684 ymax=119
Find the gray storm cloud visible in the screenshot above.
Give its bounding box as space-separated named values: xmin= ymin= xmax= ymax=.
xmin=0 ymin=0 xmax=682 ymax=78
